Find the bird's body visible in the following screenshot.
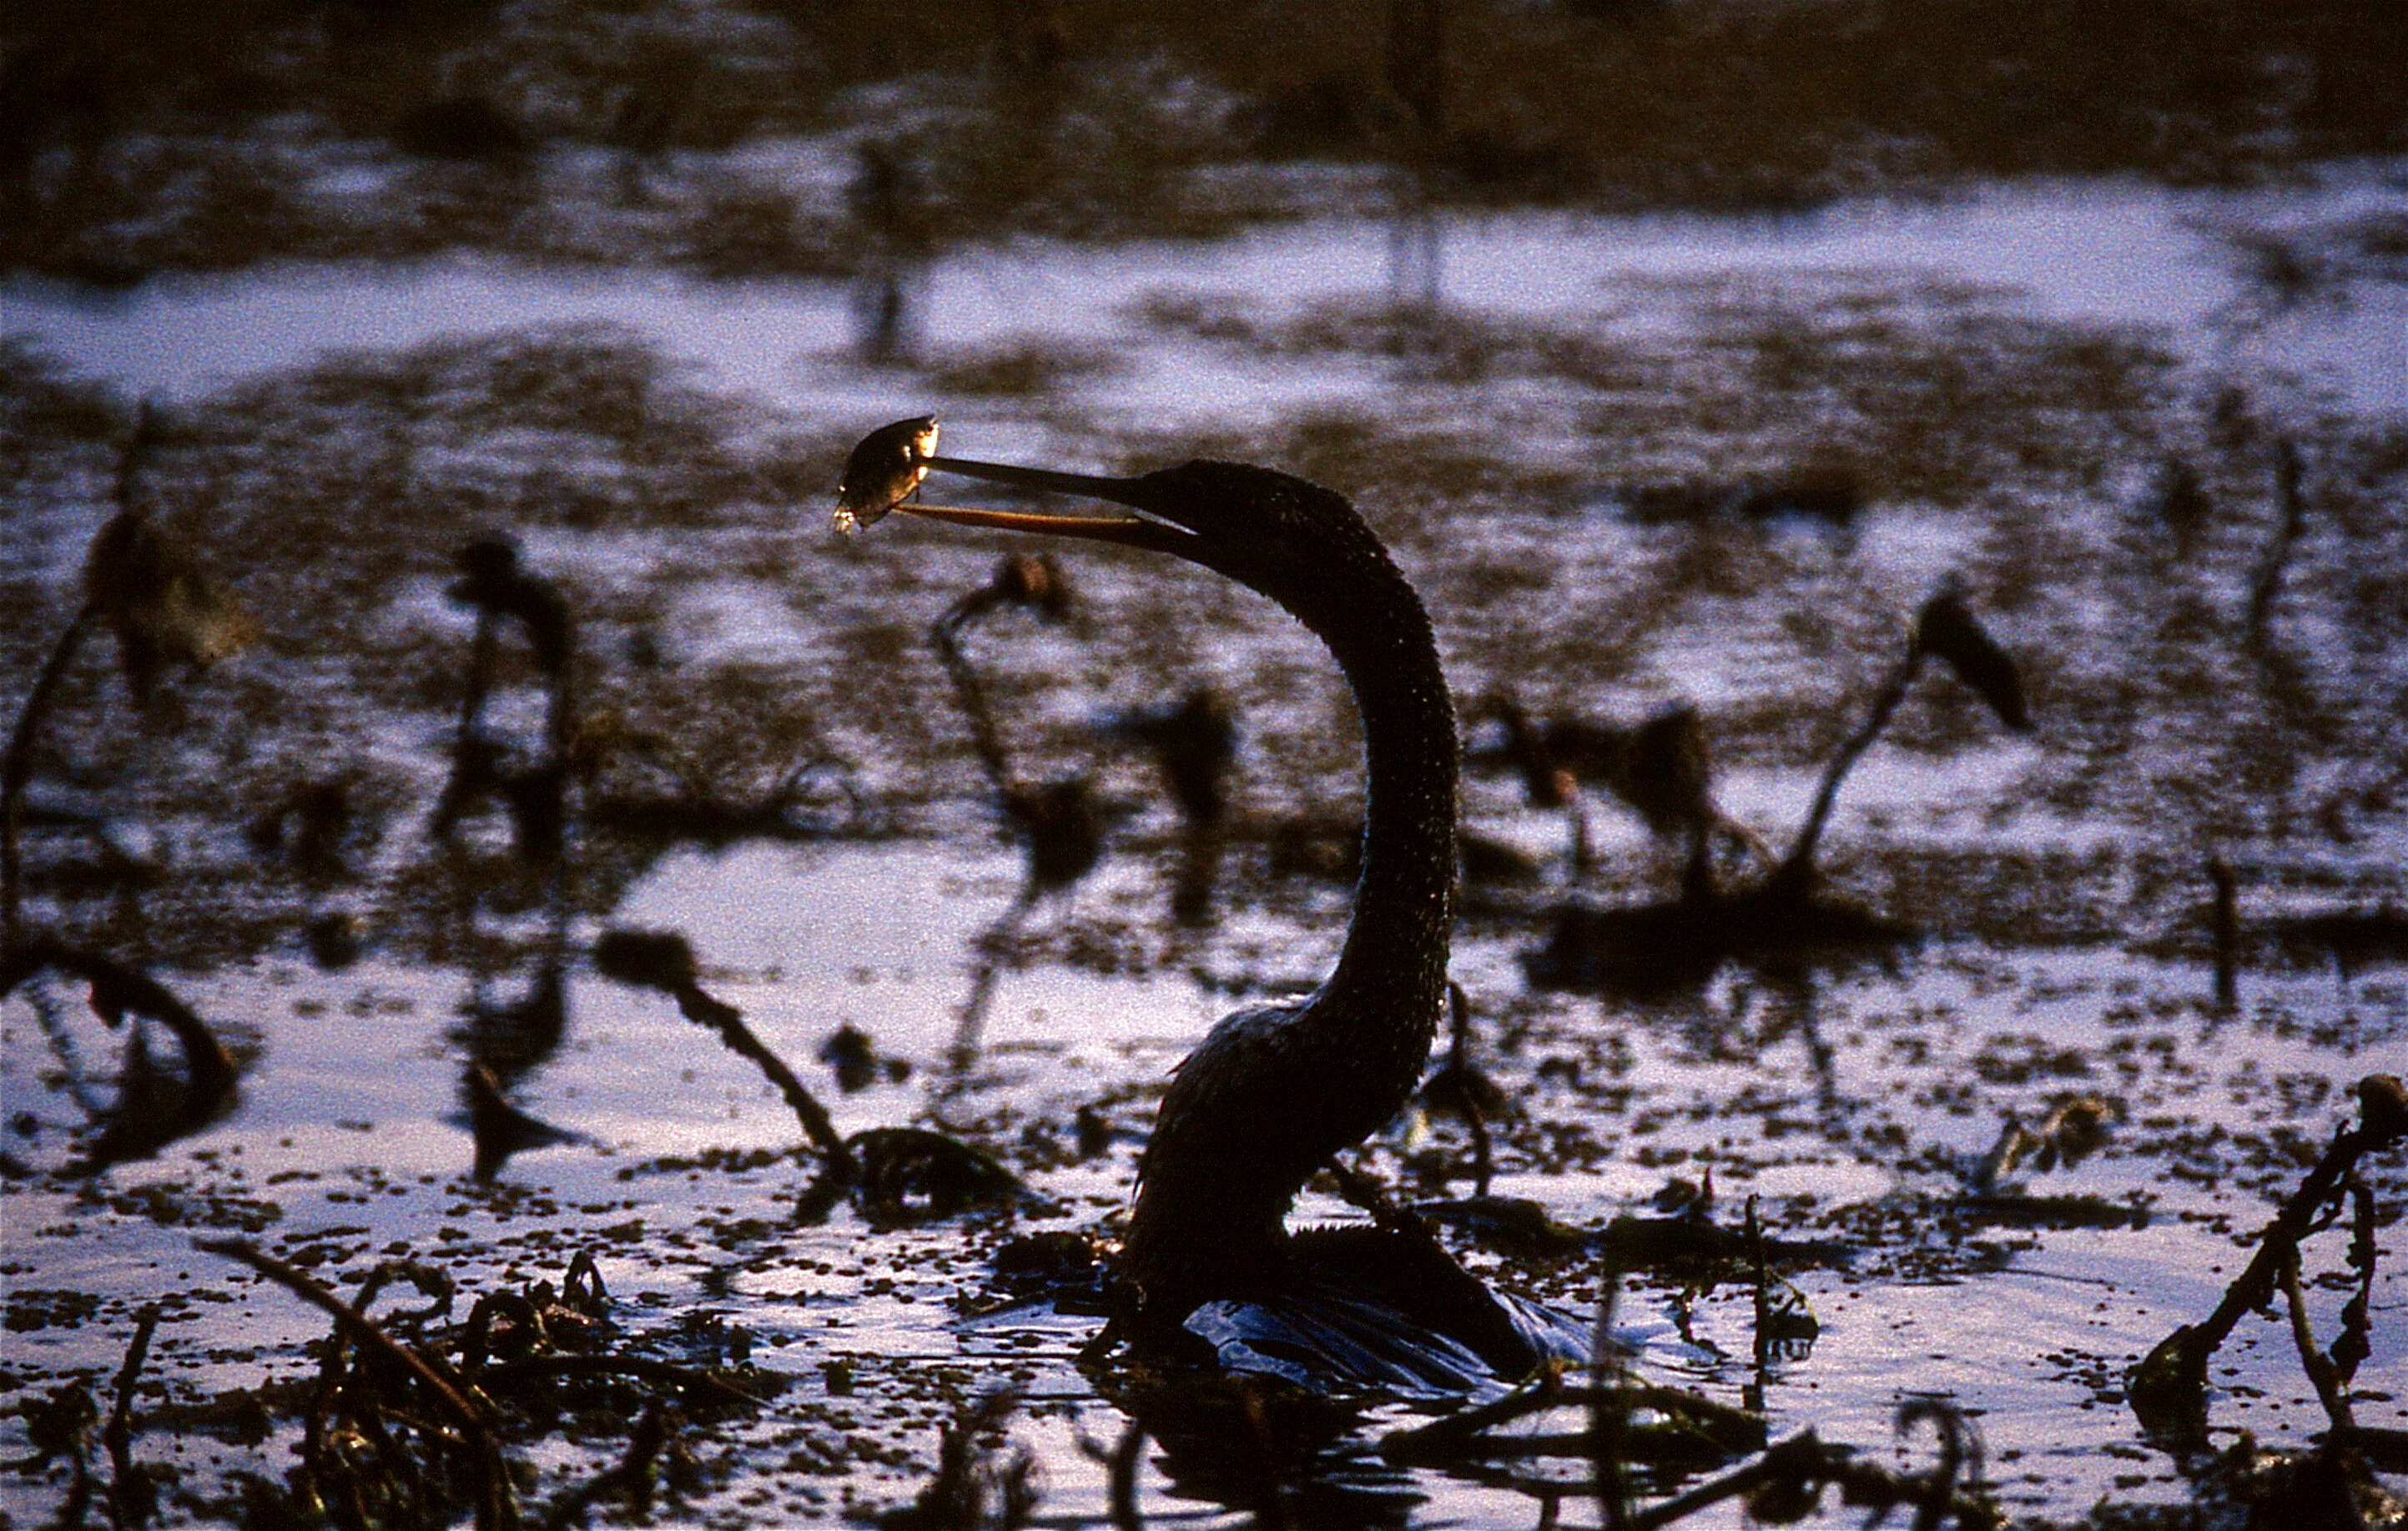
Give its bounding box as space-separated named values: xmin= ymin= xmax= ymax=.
xmin=834 ymin=416 xmax=939 ymax=532
xmin=871 ymin=446 xmax=1565 ymax=1386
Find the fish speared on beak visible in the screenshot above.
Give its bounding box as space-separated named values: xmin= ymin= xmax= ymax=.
xmin=834 ymin=426 xmax=1191 ymax=553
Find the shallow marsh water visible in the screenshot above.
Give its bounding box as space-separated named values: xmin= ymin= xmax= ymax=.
xmin=3 ymin=170 xmax=2406 ymax=1528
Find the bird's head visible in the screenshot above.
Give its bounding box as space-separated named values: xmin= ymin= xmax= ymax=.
xmin=882 ymin=451 xmax=1389 ymax=611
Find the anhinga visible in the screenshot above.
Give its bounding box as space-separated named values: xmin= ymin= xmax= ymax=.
xmin=854 ymin=441 xmax=1577 ymax=1387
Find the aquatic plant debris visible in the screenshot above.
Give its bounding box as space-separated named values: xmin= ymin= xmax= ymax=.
xmin=2127 ymin=1074 xmax=2407 ymax=1452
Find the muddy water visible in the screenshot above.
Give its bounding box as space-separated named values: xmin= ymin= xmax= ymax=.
xmin=3 ymin=174 xmax=2405 ymax=1527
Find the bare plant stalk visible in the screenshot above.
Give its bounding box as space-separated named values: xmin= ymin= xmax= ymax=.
xmin=3 ymin=603 xmax=97 ymax=944
xmin=1770 ymin=651 xmax=1920 ymax=898
xmin=1382 ymin=1377 xmax=1759 ymax=1465
xmin=2128 ymin=1075 xmax=2405 ymax=1445
xmin=1629 ymin=1433 xmax=1829 ymax=1531
xmin=1381 ymin=1366 xmax=1563 ymax=1462
xmin=2331 ymin=1178 xmax=2379 ymax=1384
xmin=2244 ymin=438 xmax=2305 ymax=647
xmin=2 ymin=941 xmax=242 ymax=1171
xmin=1628 ymin=1429 xmax=1999 ymax=1531
xmin=931 ymin=606 xmax=1014 ymax=795
xmin=2278 ymin=1245 xmax=2352 ymax=1432
xmin=1106 ymin=1420 xmax=1146 ymax=1531
xmin=1749 ymin=1197 xmax=1775 ymax=1408
xmin=430 ymin=612 xmax=501 ymax=843
xmin=538 ymin=1401 xmax=673 ymax=1531
xmin=1592 ymin=1258 xmax=1630 ymax=1531
xmin=2208 ymin=855 xmax=2239 ymax=1011
xmin=677 ymin=995 xmax=853 ymax=1174
xmin=103 ymin=1305 xmax=159 ymax=1530
xmin=945 ymin=895 xmax=1031 ymax=1080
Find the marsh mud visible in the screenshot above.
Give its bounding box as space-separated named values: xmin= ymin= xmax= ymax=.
xmin=4 ymin=92 xmax=2407 ymax=1531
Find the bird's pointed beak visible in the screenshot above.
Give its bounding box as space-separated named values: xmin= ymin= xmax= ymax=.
xmin=894 ymin=456 xmax=1190 ymax=551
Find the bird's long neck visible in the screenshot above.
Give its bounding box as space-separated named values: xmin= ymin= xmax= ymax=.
xmin=1304 ymin=564 xmax=1457 ymax=1057
xmin=1120 ymin=540 xmax=1458 ymax=1322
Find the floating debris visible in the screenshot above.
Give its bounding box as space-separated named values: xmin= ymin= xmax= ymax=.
xmin=83 ymin=508 xmax=258 ymax=703
xmin=819 ymin=1023 xmax=911 ymax=1093
xmin=1965 ymin=1093 xmax=2118 ymax=1195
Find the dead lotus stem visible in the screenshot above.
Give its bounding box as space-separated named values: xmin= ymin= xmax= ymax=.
xmin=1 ymin=941 xmax=242 ymax=1163
xmin=686 ymin=998 xmax=853 ymax=1172
xmin=2 ymin=602 xmax=98 ymax=944
xmin=2331 ymin=1177 xmax=2379 ymax=1384
xmin=2278 ymin=1244 xmax=2352 ymax=1432
xmin=1771 ymin=646 xmax=1917 ymax=896
xmin=478 ymin=1354 xmax=770 ymax=1408
xmin=1380 ymin=1365 xmax=1564 ymax=1461
xmin=1897 ymin=1398 xmax=1980 ymax=1531
xmin=2128 ymin=1074 xmax=2405 ymax=1442
xmin=539 ymin=1401 xmax=677 ymax=1531
xmin=1593 ymin=1257 xmax=1631 ymax=1531
xmin=1382 ymin=1374 xmax=1761 ymax=1465
xmin=1106 ymin=1419 xmax=1146 ymax=1531
xmin=103 ymin=1305 xmax=159 ymax=1530
xmin=1075 ymin=1421 xmax=1151 ymax=1531
xmin=1626 ymin=1429 xmax=1999 ymax=1531
xmin=2244 ymin=437 xmax=2306 ymax=647
xmin=1627 ymin=1432 xmax=1831 ymax=1531
xmin=931 ymin=603 xmax=1015 ymax=797
xmin=597 ymin=929 xmax=850 ymax=1169
xmin=195 ymin=1237 xmax=516 ymax=1531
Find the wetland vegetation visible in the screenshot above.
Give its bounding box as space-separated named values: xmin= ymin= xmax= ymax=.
xmin=3 ymin=1 xmax=2406 ymax=1526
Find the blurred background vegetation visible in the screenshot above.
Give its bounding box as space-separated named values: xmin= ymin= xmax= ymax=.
xmin=4 ymin=0 xmax=2404 ymax=283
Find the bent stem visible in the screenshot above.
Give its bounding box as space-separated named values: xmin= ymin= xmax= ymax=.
xmin=3 ymin=602 xmax=97 ymax=946
xmin=2279 ymin=1244 xmax=2352 ymax=1432
xmin=103 ymin=1305 xmax=159 ymax=1528
xmin=679 ymin=991 xmax=854 ymax=1179
xmin=1769 ymin=648 xmax=1920 ymax=899
xmin=929 ymin=603 xmax=1014 ymax=797
xmin=2127 ymin=1080 xmax=2403 ymax=1448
